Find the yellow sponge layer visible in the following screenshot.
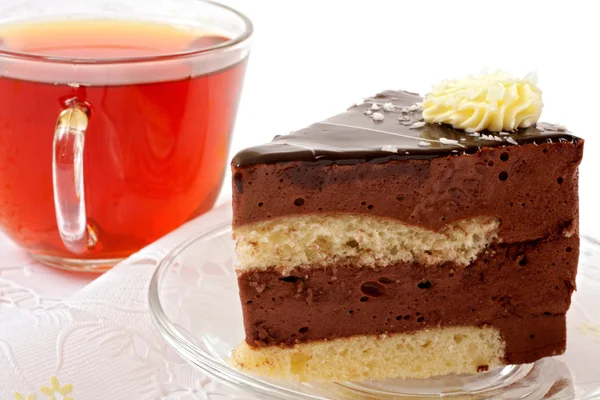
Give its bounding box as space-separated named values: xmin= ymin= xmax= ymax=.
xmin=231 ymin=326 xmax=505 ymax=382
xmin=234 ymin=215 xmax=500 ymax=273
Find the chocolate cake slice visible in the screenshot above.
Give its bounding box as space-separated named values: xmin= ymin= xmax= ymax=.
xmin=230 ymin=78 xmax=583 ymax=381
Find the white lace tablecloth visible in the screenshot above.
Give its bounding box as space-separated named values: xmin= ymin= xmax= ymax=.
xmin=0 ymin=202 xmax=255 ymax=400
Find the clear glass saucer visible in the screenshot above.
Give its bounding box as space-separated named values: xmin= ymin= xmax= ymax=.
xmin=148 ymin=221 xmax=600 ymax=399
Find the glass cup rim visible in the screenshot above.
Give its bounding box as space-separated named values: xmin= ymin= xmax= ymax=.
xmin=0 ymin=0 xmax=253 ymax=65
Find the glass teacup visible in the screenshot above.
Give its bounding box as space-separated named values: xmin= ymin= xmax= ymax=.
xmin=0 ymin=0 xmax=252 ymax=271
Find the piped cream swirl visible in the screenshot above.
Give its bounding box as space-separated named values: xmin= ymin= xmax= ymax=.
xmin=422 ymin=72 xmax=543 ymax=132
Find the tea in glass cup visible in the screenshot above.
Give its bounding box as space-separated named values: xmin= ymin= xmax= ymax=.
xmin=0 ymin=0 xmax=252 ymax=271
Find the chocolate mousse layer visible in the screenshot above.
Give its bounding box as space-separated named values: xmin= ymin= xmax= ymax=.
xmin=232 ymin=91 xmax=583 ymax=245
xmin=238 ymin=235 xmax=578 ymax=364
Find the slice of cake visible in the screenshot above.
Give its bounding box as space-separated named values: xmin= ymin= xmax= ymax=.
xmin=230 ymin=73 xmax=584 ymax=382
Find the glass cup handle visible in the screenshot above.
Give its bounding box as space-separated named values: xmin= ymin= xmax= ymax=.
xmin=53 ymin=105 xmax=97 ymax=254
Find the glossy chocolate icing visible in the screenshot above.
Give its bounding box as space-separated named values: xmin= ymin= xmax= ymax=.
xmin=232 ymin=90 xmax=581 ymax=167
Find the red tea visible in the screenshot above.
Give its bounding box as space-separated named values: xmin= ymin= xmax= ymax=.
xmin=0 ymin=20 xmax=247 ymax=260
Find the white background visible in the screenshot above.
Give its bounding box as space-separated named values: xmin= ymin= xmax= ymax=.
xmin=219 ymin=0 xmax=600 ymax=237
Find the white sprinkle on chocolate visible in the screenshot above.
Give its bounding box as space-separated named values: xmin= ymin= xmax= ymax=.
xmin=537 ymin=122 xmax=568 ymax=132
xmin=506 ymin=137 xmax=518 ymax=145
xmin=371 ymin=103 xmax=382 ymax=111
xmin=408 ymin=104 xmax=422 ymax=112
xmin=552 ymin=123 xmax=568 ymax=132
xmin=440 ymin=137 xmax=459 ymax=145
xmin=418 ymin=141 xmax=431 ymax=147
xmin=382 ymin=102 xmax=395 ymax=112
xmin=499 ymin=132 xmax=510 ymax=136
xmin=372 ymin=112 xmax=385 ymax=121
xmin=397 ymin=115 xmax=410 ymax=121
xmin=469 ymin=132 xmax=481 ymax=137
xmin=409 ymin=121 xmax=426 ymax=129
xmin=364 ymin=109 xmax=373 ymax=115
xmin=459 ymin=138 xmax=467 ymax=142
xmin=381 ymin=145 xmax=398 ymax=153
xmin=494 ymin=136 xmax=504 ymax=142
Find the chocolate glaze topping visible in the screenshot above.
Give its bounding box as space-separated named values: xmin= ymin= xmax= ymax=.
xmin=232 ymin=90 xmax=581 ymax=167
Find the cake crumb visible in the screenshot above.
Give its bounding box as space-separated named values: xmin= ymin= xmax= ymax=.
xmin=382 ymin=102 xmax=395 ymax=112
xmin=418 ymin=141 xmax=431 ymax=147
xmin=372 ymin=112 xmax=385 ymax=121
xmin=543 ymin=379 xmax=570 ymax=399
